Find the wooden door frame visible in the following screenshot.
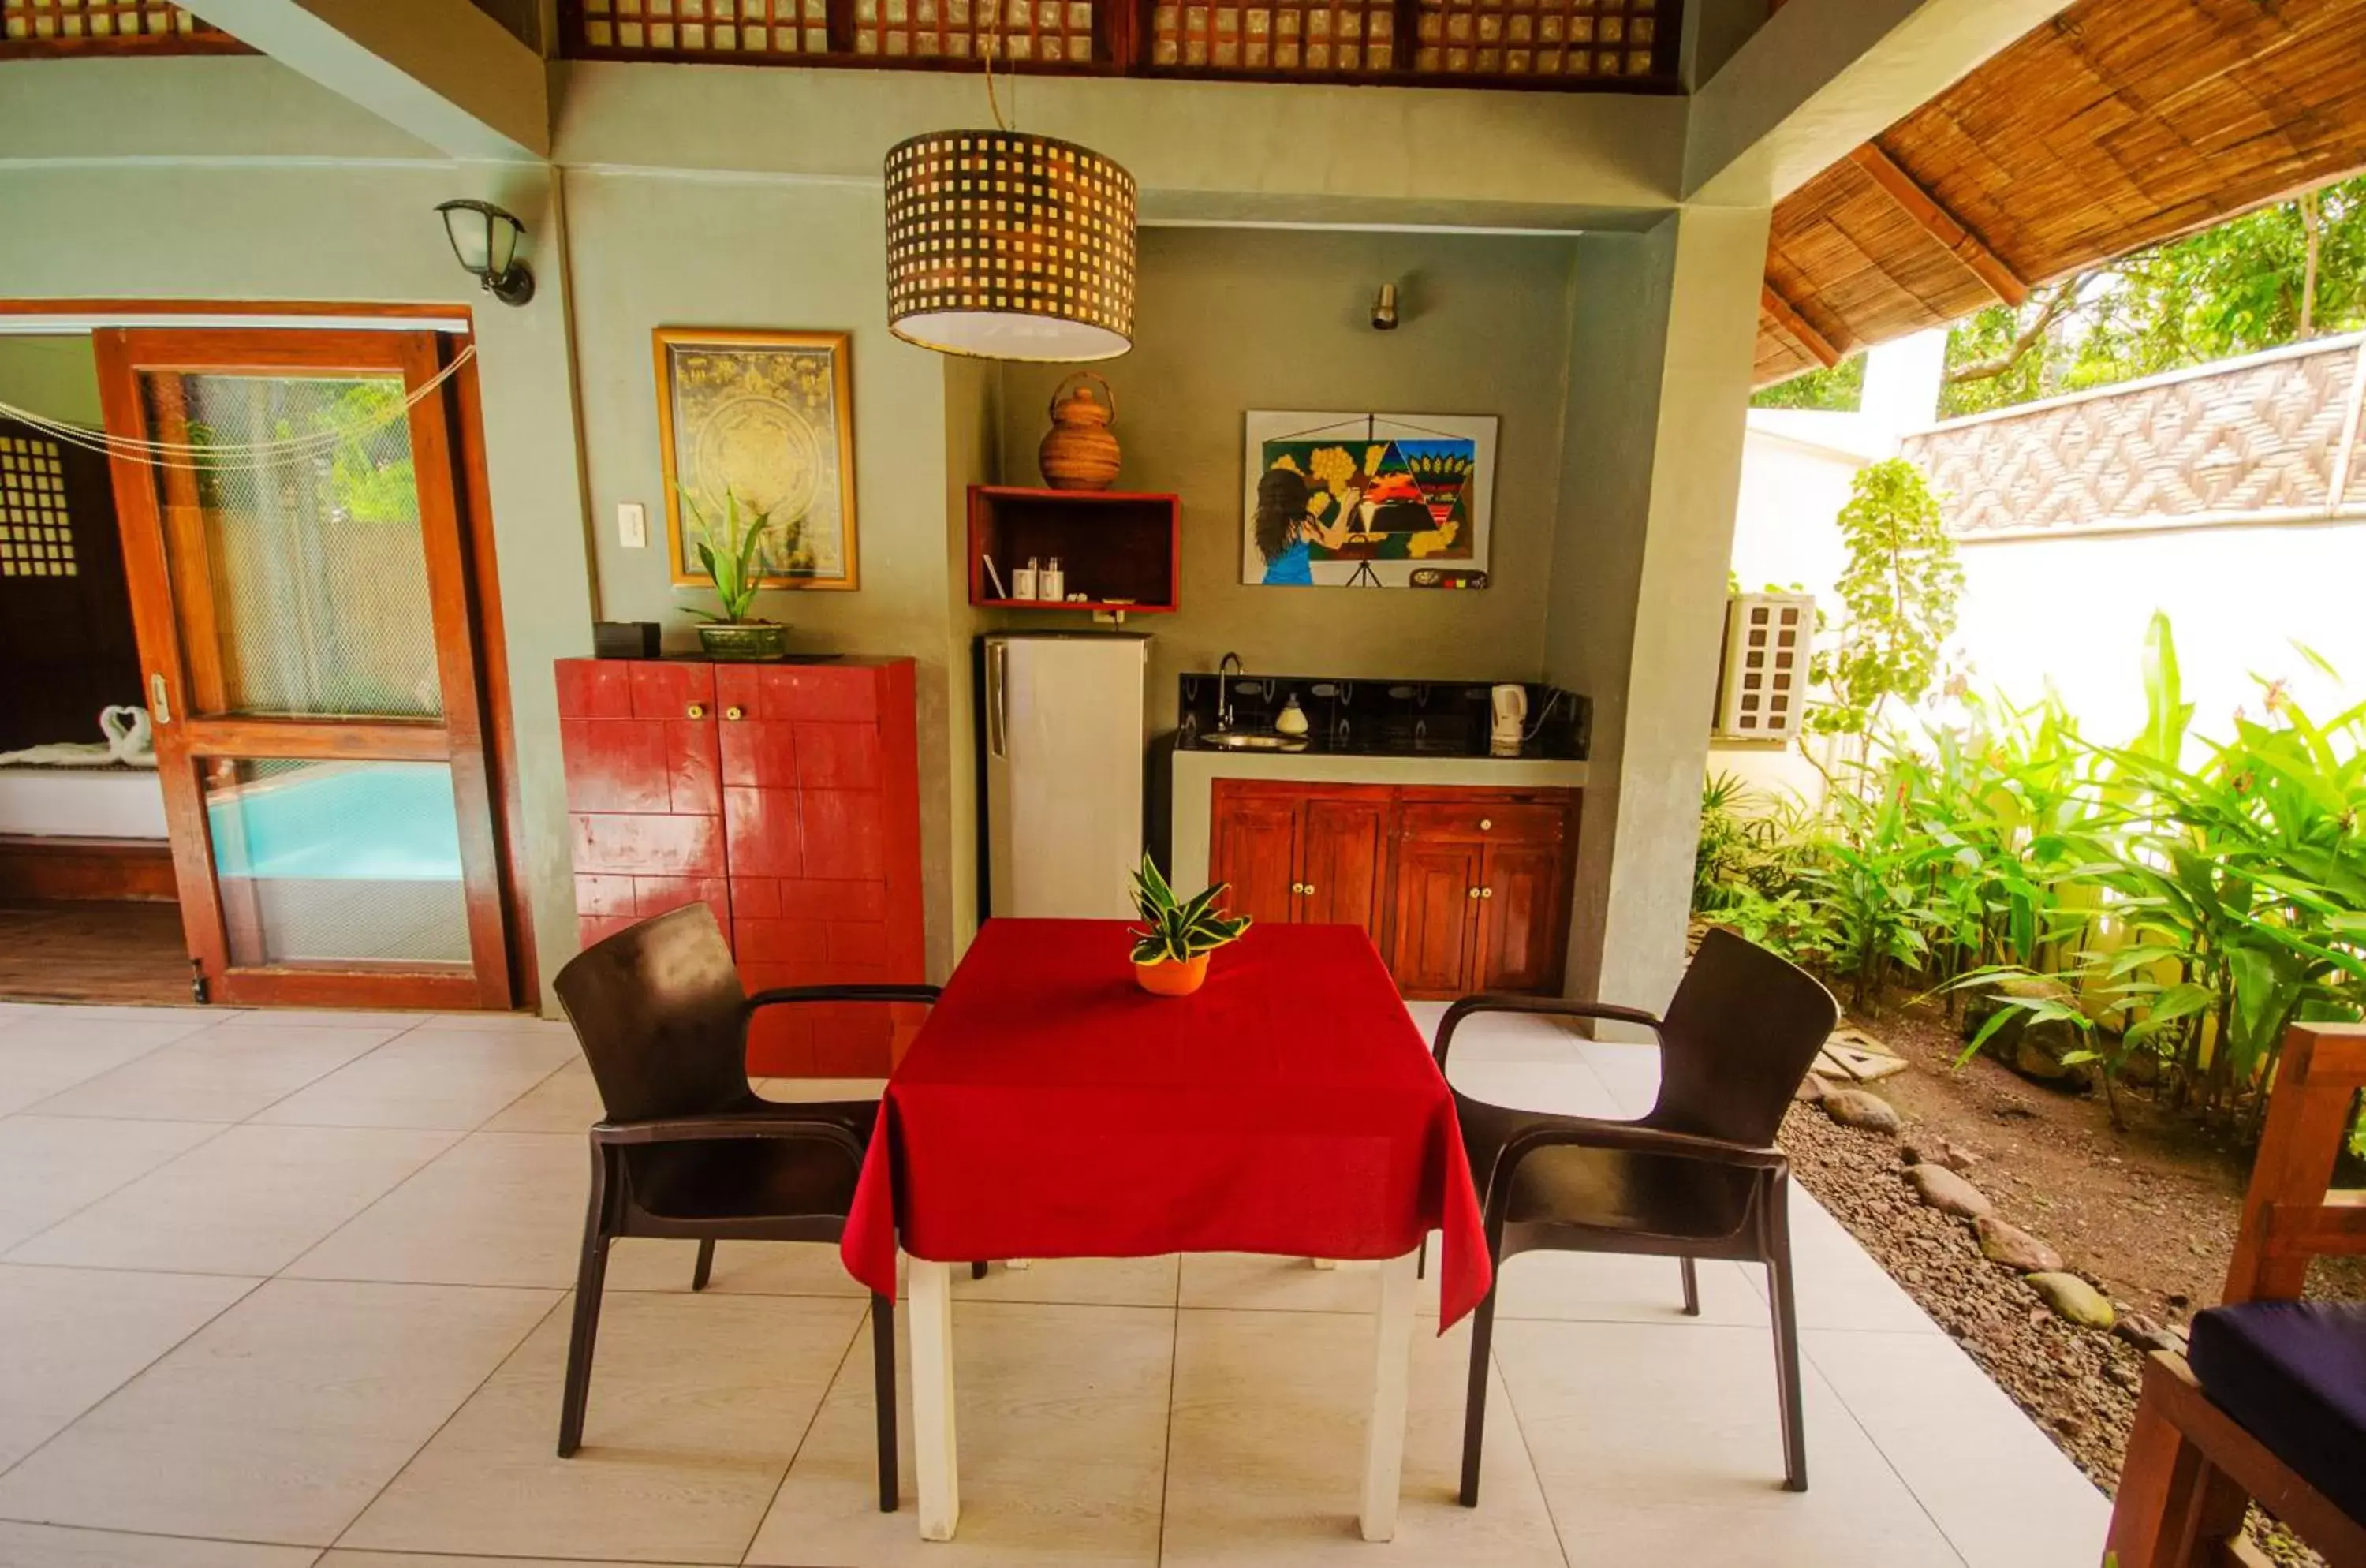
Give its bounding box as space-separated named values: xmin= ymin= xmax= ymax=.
xmin=69 ymin=304 xmax=536 ymax=1011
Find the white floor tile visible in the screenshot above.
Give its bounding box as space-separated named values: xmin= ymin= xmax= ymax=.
xmin=0 ymin=1522 xmax=315 ymax=1566
xmin=419 ymin=1012 xmax=575 ymax=1034
xmin=0 ymin=1015 xmax=218 ymax=1118
xmin=7 ymin=1126 xmax=457 ymax=1276
xmin=1805 ymin=1328 xmax=2107 ymax=1568
xmin=343 ymin=1289 xmax=862 ymax=1564
xmin=482 ymin=1061 xmax=603 ymax=1133
xmin=287 ymin=1133 xmax=587 ymax=1290
xmin=955 ymin=1254 xmax=1179 ymax=1309
xmin=1181 ymin=1253 xmax=1441 ymax=1316
xmin=1755 ymin=1185 xmax=1940 ymax=1335
xmin=253 ymin=1029 xmax=577 ymax=1131
xmin=0 ymin=1264 xmax=257 ymax=1470
xmin=0 ymin=1116 xmax=225 ymax=1253
xmin=1495 ymin=1249 xmax=1770 ymax=1327
xmin=28 ymin=1024 xmax=401 ymax=1124
xmin=749 ymin=1300 xmax=1172 ymax=1568
xmin=0 ymin=1279 xmax=554 ymax=1547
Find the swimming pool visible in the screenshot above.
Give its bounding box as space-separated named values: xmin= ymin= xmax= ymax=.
xmin=206 ymin=760 xmax=469 ymax=967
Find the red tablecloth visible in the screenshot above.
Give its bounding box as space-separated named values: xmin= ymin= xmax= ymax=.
xmin=840 ymin=917 xmax=1492 ymax=1328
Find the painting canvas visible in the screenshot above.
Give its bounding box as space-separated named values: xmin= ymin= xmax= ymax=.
xmin=656 ymin=328 xmax=858 ymax=590
xmin=1240 ymin=411 xmax=1496 ymax=588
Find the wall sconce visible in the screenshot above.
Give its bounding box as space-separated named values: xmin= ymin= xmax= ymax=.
xmin=1371 ymin=282 xmax=1400 ymax=331
xmin=435 ymin=199 xmax=535 ymax=307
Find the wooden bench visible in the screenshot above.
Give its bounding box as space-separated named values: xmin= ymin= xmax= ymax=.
xmin=2106 ymin=1021 xmax=2366 ymax=1568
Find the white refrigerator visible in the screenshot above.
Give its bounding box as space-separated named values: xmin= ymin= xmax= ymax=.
xmin=983 ymin=632 xmax=1150 ymax=919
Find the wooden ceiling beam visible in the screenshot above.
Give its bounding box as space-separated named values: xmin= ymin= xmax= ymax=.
xmin=1761 ymin=282 xmax=1843 ymax=368
xmin=1845 ymin=141 xmax=2030 ymax=307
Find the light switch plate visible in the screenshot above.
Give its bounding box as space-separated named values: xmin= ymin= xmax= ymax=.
xmin=617 ymin=502 xmax=648 ymax=549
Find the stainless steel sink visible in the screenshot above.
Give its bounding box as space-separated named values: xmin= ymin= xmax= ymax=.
xmin=1200 ymin=732 xmax=1308 ymax=751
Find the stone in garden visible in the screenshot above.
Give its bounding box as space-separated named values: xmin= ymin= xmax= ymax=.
xmin=1905 ymin=1162 xmax=1995 ymax=1219
xmin=1794 ymin=1073 xmax=1830 ymax=1105
xmin=2114 ymin=1312 xmax=2185 ymax=1357
xmin=2026 ymin=1271 xmax=2117 ymax=1331
xmin=2012 ymin=1031 xmax=2096 ymax=1091
xmin=1822 ymin=1088 xmax=1902 ymax=1134
xmin=1965 ymin=974 xmax=2096 ymax=1091
xmin=1904 ymin=1136 xmax=1978 ymax=1174
xmin=1975 ymin=1215 xmax=2064 ymax=1273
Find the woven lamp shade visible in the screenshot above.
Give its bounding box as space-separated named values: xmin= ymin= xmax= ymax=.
xmin=884 ymin=129 xmax=1136 ymax=363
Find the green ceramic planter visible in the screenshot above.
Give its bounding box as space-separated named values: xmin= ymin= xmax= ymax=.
xmin=695 ymin=622 xmax=791 ymax=662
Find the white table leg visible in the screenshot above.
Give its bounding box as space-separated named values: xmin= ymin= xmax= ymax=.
xmin=909 ymin=1258 xmax=961 ymax=1540
xmin=1311 ymin=1257 xmax=1338 ymax=1271
xmin=1359 ymin=1248 xmax=1420 ymax=1542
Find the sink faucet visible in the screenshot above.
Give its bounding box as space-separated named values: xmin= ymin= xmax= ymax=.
xmin=1216 ymin=652 xmax=1245 ymax=731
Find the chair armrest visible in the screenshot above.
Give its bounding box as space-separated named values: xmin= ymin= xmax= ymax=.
xmin=747 ymin=984 xmax=942 ymax=1011
xmin=591 ymin=1112 xmax=866 ymax=1163
xmin=1435 ymin=994 xmax=1665 ymax=1069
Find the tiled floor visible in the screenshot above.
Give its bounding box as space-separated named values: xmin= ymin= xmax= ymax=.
xmin=0 ymin=999 xmax=2110 ymax=1567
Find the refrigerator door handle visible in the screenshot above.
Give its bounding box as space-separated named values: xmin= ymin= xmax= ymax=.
xmin=987 ymin=640 xmax=1008 ymax=760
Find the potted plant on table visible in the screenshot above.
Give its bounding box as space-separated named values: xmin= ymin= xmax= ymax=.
xmin=681 ymin=486 xmax=794 ymax=662
xmin=1129 ymin=853 xmax=1251 ymax=998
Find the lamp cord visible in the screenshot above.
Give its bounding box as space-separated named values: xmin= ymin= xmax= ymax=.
xmin=983 ymin=0 xmax=1015 ymax=130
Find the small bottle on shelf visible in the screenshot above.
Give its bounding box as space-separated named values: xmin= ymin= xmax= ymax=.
xmin=1011 ymin=556 xmax=1039 ymax=602
xmin=1040 ymin=556 xmax=1065 ymax=603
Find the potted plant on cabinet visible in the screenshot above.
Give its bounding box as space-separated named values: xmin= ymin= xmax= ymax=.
xmin=681 ymin=486 xmax=794 ymax=662
xmin=1129 ymin=853 xmax=1251 ymax=997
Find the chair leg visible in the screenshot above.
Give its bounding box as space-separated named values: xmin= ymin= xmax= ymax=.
xmin=1763 ymin=1175 xmax=1808 ymax=1491
xmin=970 ymin=1260 xmax=988 ymax=1281
xmin=1416 ymin=1234 xmax=1427 ymax=1280
xmin=558 ymin=1147 xmax=614 ymax=1458
xmin=1679 ymin=1256 xmax=1700 ymax=1317
xmin=692 ymin=1238 xmax=716 ymax=1292
xmin=1457 ymin=1279 xmax=1500 ymax=1507
xmin=872 ymin=1292 xmax=900 ymax=1514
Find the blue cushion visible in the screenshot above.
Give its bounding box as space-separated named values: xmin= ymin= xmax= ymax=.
xmin=2186 ymin=1301 xmax=2366 ymax=1526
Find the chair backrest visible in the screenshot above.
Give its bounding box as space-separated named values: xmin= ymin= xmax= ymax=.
xmin=2223 ymin=1021 xmax=2366 ymax=1305
xmin=551 ymin=902 xmax=752 ymax=1124
xmin=1647 ymin=927 xmax=1839 ymax=1147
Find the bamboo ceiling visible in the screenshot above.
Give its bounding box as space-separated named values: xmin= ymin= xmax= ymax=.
xmin=1757 ymin=0 xmax=2366 ymax=386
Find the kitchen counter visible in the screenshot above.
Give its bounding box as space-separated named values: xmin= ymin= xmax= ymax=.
xmin=1169 ymin=745 xmax=1589 ymax=894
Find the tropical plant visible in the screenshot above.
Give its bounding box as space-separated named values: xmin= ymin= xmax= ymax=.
xmin=1128 ymin=854 xmax=1252 ymax=965
xmin=1804 ymin=458 xmax=1963 ymax=741
xmin=678 ymin=486 xmax=779 ymax=625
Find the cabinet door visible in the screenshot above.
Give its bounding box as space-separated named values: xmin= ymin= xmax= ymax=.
xmin=1389 ymin=840 xmax=1480 ymax=997
xmin=1209 ymin=786 xmax=1301 ymax=929
xmin=1475 ymin=841 xmax=1569 ymax=994
xmin=556 ymin=659 xmax=727 ymax=950
xmin=1299 ymin=795 xmax=1389 ymax=940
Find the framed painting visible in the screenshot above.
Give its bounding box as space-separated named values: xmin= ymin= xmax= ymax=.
xmin=1240 ymin=411 xmax=1497 ymax=588
xmin=655 ymin=327 xmax=858 ymax=590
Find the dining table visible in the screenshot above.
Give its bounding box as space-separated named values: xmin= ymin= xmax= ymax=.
xmin=840 ymin=915 xmax=1492 ymax=1542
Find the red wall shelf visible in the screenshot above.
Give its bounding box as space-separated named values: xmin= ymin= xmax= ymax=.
xmin=967 ymin=485 xmax=1180 ymax=614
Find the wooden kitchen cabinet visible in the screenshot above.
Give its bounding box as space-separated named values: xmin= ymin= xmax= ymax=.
xmin=1207 ymin=778 xmax=1578 ymax=998
xmin=1209 ymin=782 xmax=1393 ymax=946
xmin=557 ymin=656 xmax=927 ymax=1077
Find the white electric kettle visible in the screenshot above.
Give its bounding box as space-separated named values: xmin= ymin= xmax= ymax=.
xmin=1490 ymin=685 xmax=1528 ymax=756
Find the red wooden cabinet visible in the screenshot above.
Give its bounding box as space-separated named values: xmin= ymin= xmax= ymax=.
xmin=1207 ymin=778 xmax=1579 ymax=999
xmin=557 ymin=656 xmax=926 ymax=1077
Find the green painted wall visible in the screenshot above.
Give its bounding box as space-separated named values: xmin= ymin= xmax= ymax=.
xmin=994 ymin=226 xmax=1584 ymax=738
xmin=0 ymin=335 xmax=104 ymax=427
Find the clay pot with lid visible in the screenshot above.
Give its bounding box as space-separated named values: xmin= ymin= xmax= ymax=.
xmin=1038 ymin=371 xmax=1121 ymax=491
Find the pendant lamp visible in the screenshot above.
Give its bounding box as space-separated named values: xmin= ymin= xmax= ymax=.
xmin=884 ymin=127 xmax=1136 ymax=362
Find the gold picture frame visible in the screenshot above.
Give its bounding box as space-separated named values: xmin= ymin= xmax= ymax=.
xmin=655 ymin=327 xmax=859 ymax=591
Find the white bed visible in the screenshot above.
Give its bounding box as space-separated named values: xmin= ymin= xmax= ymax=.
xmin=0 ymin=765 xmax=169 ymax=840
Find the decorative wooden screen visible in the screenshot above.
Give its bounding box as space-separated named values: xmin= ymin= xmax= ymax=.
xmin=0 ymin=0 xmax=246 ymax=54
xmin=561 ymin=0 xmax=1679 ymax=83
xmin=0 ymin=431 xmax=75 ymax=581
xmin=1715 ymin=592 xmax=1813 ymax=741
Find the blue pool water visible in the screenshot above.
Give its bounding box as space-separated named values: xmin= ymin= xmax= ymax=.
xmin=206 ymin=761 xmax=465 ymax=882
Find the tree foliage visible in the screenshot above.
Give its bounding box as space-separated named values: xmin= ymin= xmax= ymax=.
xmin=1806 ymin=457 xmax=1962 ymax=737
xmin=1941 ymin=174 xmax=2366 ymax=418
xmin=1752 ymin=353 xmax=1864 ymax=412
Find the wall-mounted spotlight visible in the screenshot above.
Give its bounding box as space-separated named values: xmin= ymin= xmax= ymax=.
xmin=435 ymin=199 xmax=536 ymax=307
xmin=1371 ymin=282 xmax=1400 ymax=331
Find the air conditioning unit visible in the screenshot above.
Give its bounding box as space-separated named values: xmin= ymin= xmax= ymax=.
xmin=1715 ymin=592 xmax=1813 ymax=741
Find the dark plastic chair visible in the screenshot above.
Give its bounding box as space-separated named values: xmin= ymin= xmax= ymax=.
xmin=550 ymin=902 xmax=939 ymax=1513
xmin=1436 ymin=927 xmax=1838 ymax=1505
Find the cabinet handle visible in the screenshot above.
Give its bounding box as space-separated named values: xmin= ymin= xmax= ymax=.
xmin=148 ymin=673 xmax=172 ymax=726
xmin=1467 ymin=887 xmax=1480 ymax=900
xmin=723 ymin=705 xmax=745 ymax=721
xmin=1482 ymin=887 xmax=1495 ymax=899
xmin=685 ymin=703 xmax=707 ymax=719
xmin=1303 ymin=883 xmax=1315 ymax=896
xmin=1480 ymin=817 xmax=1492 ymax=831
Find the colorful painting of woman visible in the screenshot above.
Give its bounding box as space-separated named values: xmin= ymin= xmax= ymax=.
xmin=1252 ymin=465 xmax=1353 ymax=586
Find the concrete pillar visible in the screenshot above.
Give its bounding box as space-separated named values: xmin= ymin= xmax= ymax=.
xmin=1584 ymin=203 xmax=1774 ymax=1017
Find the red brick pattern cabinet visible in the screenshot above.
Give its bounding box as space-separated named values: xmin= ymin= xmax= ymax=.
xmin=1209 ymin=779 xmax=1579 ymax=1000
xmin=556 ymin=656 xmax=926 ymax=1076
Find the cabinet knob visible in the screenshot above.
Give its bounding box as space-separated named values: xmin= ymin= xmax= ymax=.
xmin=1480 ymin=817 xmax=1492 ymax=831
xmin=1467 ymin=887 xmax=1481 ymax=900
xmin=685 ymin=703 xmax=706 ymax=719
xmin=1303 ymin=883 xmax=1315 ymax=896
xmin=723 ymin=705 xmax=745 ymax=721
xmin=1482 ymin=887 xmax=1495 ymax=899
